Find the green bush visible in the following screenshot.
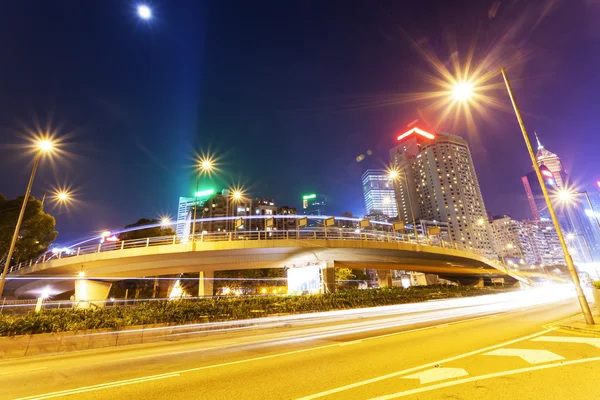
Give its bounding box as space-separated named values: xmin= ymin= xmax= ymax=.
xmin=0 ymin=285 xmax=512 ymax=337
xmin=593 ymin=281 xmax=600 ymax=289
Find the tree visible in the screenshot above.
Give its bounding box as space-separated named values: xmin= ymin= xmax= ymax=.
xmin=335 ymin=267 xmax=355 ymax=282
xmin=119 ymin=218 xmax=174 ymax=241
xmin=0 ymin=194 xmax=57 ymax=263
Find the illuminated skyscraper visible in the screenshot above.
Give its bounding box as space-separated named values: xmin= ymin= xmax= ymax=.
xmin=302 ymin=193 xmax=327 ymax=216
xmin=389 ymin=126 xmax=494 ymax=254
xmin=361 ymin=169 xmax=398 ymax=218
xmin=534 ymin=133 xmax=567 ymax=189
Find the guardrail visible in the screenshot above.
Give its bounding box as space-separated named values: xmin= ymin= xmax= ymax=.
xmin=7 ymin=217 xmax=510 ymax=276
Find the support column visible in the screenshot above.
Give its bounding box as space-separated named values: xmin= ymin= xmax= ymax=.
xmin=377 ymin=270 xmax=393 ymax=288
xmin=321 ymin=261 xmax=335 ymax=294
xmin=74 ymin=279 xmax=112 ymax=308
xmin=198 ymin=270 xmax=214 ymax=297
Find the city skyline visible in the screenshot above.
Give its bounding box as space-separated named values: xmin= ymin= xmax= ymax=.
xmin=1 ymin=1 xmax=599 ymax=243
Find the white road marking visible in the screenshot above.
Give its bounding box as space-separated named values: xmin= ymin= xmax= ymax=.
xmin=0 ymin=367 xmax=46 ymax=376
xmin=296 ymin=328 xmax=555 ymax=399
xmin=533 ymin=335 xmax=600 ymax=348
xmin=14 ymin=372 xmax=180 ymax=400
xmin=402 ymin=367 xmax=468 ymax=384
xmin=483 ymin=348 xmax=565 ymax=364
xmin=369 ymin=356 xmax=600 ymax=399
xmin=339 ymin=340 xmax=363 ymax=346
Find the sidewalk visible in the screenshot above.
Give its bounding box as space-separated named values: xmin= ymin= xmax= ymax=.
xmin=556 ymin=306 xmax=600 ymax=336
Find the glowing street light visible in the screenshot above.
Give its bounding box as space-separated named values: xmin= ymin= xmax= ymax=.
xmin=160 ymin=217 xmax=171 ymax=227
xmin=192 ymin=155 xmax=217 ymax=239
xmin=137 ymin=4 xmax=152 ymax=20
xmin=232 ymin=190 xmax=243 ymax=201
xmin=452 ymin=81 xmax=473 ymax=101
xmin=0 ymin=137 xmax=55 ymax=297
xmin=445 ymin=70 xmax=595 ymax=324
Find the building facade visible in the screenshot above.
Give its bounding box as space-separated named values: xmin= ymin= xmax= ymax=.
xmin=389 ymin=126 xmax=494 ymax=255
xmin=302 ymin=193 xmax=327 ymax=216
xmin=361 ymin=169 xmax=398 ymax=218
xmin=491 ymin=215 xmax=565 ymax=266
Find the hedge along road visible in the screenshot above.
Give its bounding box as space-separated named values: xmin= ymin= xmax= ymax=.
xmin=0 ymin=286 xmax=514 ymax=337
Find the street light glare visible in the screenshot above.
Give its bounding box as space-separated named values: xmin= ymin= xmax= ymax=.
xmin=232 ymin=191 xmax=242 ymax=200
xmin=161 ymin=217 xmax=171 ymax=226
xmin=57 ymin=192 xmax=69 ymax=201
xmin=558 ymin=190 xmax=574 ymax=202
xmin=200 ymin=159 xmax=212 ymax=171
xmin=137 ymin=4 xmax=152 ymax=20
xmin=452 ymin=82 xmax=473 ymax=101
xmin=38 ymin=140 xmax=53 ymax=152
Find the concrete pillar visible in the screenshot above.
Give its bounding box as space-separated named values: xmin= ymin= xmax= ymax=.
xmin=321 ymin=262 xmax=335 ymax=294
xmin=74 ymin=279 xmax=112 ymax=308
xmin=198 ymin=270 xmax=214 ymax=297
xmin=377 ymin=270 xmax=393 ymax=288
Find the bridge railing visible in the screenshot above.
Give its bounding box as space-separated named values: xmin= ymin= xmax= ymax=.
xmin=7 ymin=226 xmax=508 ymax=275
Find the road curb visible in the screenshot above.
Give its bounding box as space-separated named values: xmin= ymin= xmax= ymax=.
xmin=556 ymin=322 xmax=600 ymax=337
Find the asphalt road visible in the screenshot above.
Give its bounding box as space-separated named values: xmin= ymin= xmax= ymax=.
xmin=1 ymin=290 xmax=598 ymax=400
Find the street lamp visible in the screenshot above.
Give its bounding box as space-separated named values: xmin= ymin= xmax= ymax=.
xmin=160 ymin=217 xmax=171 ymax=227
xmin=0 ymin=139 xmax=54 ymax=297
xmin=191 ymin=157 xmax=214 ymax=240
xmin=388 ymin=167 xmax=418 ymax=242
xmin=227 ymin=188 xmax=247 ymax=231
xmin=558 ymin=189 xmax=600 ymax=233
xmin=452 ymin=82 xmax=473 ymax=101
xmin=137 ymin=4 xmax=152 ymax=20
xmin=450 ymin=70 xmax=595 ymax=324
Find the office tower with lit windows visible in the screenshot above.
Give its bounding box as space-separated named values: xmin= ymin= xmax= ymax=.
xmin=534 ymin=133 xmax=567 ymax=189
xmin=522 ymin=135 xmax=600 ymax=264
xmin=302 ymin=193 xmax=327 ymax=216
xmin=389 ymin=126 xmax=494 ymax=254
xmin=361 ymin=169 xmax=398 ymax=218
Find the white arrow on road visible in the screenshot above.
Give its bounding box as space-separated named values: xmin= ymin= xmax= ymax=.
xmin=533 ymin=336 xmax=600 ymax=348
xmin=403 ymin=367 xmax=469 ymax=384
xmin=483 ymin=348 xmax=564 ymax=364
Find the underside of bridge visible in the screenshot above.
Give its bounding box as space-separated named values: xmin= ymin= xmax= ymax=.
xmin=8 ymin=239 xmax=522 ymax=299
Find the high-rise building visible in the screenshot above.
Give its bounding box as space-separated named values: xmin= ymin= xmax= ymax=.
xmin=389 ymin=126 xmax=494 ymax=254
xmin=361 ymin=169 xmax=398 ymax=218
xmin=521 ymin=165 xmax=557 ymax=220
xmin=491 ymin=215 xmax=564 ymax=266
xmin=176 ymin=189 xmax=216 ymax=239
xmin=522 ymin=134 xmax=600 ymax=264
xmin=302 ymin=193 xmax=327 ymax=216
xmin=491 ymin=216 xmax=528 ymax=260
xmin=534 ymin=133 xmax=567 ymax=189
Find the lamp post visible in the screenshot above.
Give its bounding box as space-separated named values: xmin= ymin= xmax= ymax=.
xmin=191 ymin=159 xmax=213 ymax=241
xmin=0 ymin=140 xmax=53 ymax=297
xmin=447 ymin=69 xmax=594 ymax=324
xmin=559 ymin=190 xmax=600 ymax=233
xmin=500 ymin=70 xmax=594 ymax=324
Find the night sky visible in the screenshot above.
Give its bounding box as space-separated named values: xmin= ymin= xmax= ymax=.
xmin=1 ymin=0 xmax=599 ymax=244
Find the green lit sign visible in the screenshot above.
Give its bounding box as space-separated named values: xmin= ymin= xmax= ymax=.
xmin=303 ymin=194 xmax=316 ymax=200
xmin=195 ymin=189 xmax=215 ymax=197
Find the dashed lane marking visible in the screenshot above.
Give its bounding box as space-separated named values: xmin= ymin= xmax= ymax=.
xmin=483 ymin=348 xmax=565 ymax=364
xmin=369 ymin=356 xmax=600 ymax=399
xmin=402 ymin=367 xmax=469 ymax=384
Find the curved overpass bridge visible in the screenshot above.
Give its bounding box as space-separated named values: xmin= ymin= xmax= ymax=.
xmin=6 ymin=217 xmax=526 ymax=299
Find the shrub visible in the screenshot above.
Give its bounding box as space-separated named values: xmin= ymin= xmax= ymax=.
xmin=0 ymin=285 xmax=512 ymax=337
